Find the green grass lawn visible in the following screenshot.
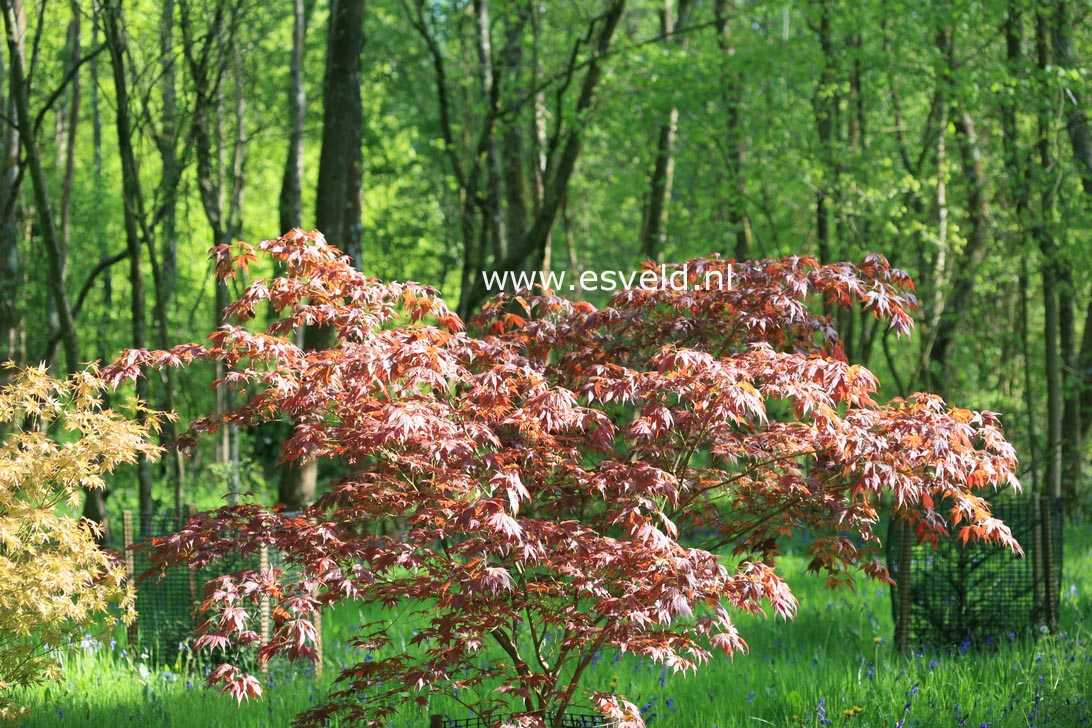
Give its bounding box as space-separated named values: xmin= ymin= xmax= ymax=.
xmin=12 ymin=526 xmax=1092 ymax=728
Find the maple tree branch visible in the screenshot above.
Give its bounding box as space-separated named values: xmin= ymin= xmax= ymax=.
xmin=671 ymin=447 xmax=822 ymax=516
xmin=524 ymin=602 xmax=551 ymax=674
xmin=555 ymin=630 xmax=609 ymax=728
xmin=490 ymin=627 xmax=535 ymax=714
xmin=696 ymin=478 xmax=861 ymax=556
xmin=669 ymin=396 xmax=719 ymax=481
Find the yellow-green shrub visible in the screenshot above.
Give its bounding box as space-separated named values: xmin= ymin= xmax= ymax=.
xmin=0 ymin=366 xmax=161 ymax=721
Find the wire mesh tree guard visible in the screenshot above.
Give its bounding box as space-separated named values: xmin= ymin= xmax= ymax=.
xmin=886 ymin=494 xmax=1062 ymax=651
xmin=429 ymin=713 xmax=616 ymax=728
xmin=118 ymin=507 xmax=322 ymax=673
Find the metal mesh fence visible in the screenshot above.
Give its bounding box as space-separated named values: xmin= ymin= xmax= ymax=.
xmin=886 ymin=495 xmax=1062 ymax=649
xmin=114 ymin=508 xmax=294 ymax=668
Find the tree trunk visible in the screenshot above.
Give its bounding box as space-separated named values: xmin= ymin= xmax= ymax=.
xmin=640 ymin=0 xmax=693 ymax=263
xmin=279 ymin=0 xmax=307 ymax=235
xmin=1052 ymin=0 xmax=1092 ymax=496
xmin=84 ymin=6 xmax=110 ymax=534
xmin=1 ymin=0 xmax=79 ymax=376
xmin=1019 ymin=259 xmax=1040 ymax=494
xmin=0 ymin=44 xmax=20 ymax=374
xmin=280 ymin=0 xmax=365 ymax=511
xmin=475 ymin=0 xmax=506 ymax=263
xmin=811 ymin=0 xmax=837 ymax=264
xmin=1035 ymin=7 xmax=1061 ymax=630
xmin=157 ymin=0 xmax=178 ymax=305
xmin=999 ymin=0 xmax=1043 ymax=497
xmin=461 ymin=0 xmax=627 ymax=316
xmin=924 ymin=27 xmax=990 ymax=395
xmin=101 ymin=0 xmax=155 ymax=533
xmin=714 ymin=0 xmax=750 ymax=260
xmin=59 ymin=1 xmax=79 ymax=251
xmin=149 ymin=0 xmax=187 ymax=515
xmin=314 ymin=0 xmax=364 ymax=265
xmin=1035 ymin=10 xmax=1060 ymax=492
xmin=500 ymin=5 xmax=529 ymax=261
xmin=1060 ymin=272 xmax=1081 ymax=510
xmin=529 ymin=1 xmax=547 ymax=221
xmin=180 ymin=0 xmax=245 ymax=504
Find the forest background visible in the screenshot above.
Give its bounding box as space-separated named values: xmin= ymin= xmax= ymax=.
xmin=0 ymin=0 xmax=1089 ymax=531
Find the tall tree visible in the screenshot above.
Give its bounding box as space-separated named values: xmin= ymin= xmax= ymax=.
xmin=151 ymin=0 xmax=188 ymax=515
xmin=639 ymin=0 xmax=694 ymax=263
xmin=1052 ymin=0 xmax=1090 ymax=501
xmin=100 ymin=0 xmax=156 ymax=531
xmin=714 ymin=0 xmax=750 ymax=260
xmin=180 ymin=0 xmax=250 ymax=504
xmin=1 ymin=0 xmax=79 ymax=375
xmin=279 ymin=0 xmax=366 ymax=510
xmin=314 ymin=0 xmax=365 ymax=266
xmin=474 ymin=0 xmax=505 ymax=264
xmin=58 ymin=0 xmax=79 ymax=252
xmin=0 ymin=20 xmax=20 ymax=376
xmin=921 ymin=23 xmax=992 ymax=396
xmin=278 ymin=0 xmax=308 ymax=236
xmin=416 ymin=0 xmax=628 ymax=317
xmin=1034 ymin=5 xmax=1061 ymax=629
xmin=811 ymin=0 xmax=838 ymax=265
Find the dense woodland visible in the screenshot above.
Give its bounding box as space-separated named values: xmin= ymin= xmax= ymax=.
xmin=0 ymin=0 xmax=1089 ymax=532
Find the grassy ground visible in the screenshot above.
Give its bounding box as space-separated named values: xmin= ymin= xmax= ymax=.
xmin=13 ymin=526 xmax=1092 ymax=728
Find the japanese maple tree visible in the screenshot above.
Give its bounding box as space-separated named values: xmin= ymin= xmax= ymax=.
xmin=0 ymin=366 xmax=155 ymax=720
xmin=103 ymin=230 xmax=1020 ymax=728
